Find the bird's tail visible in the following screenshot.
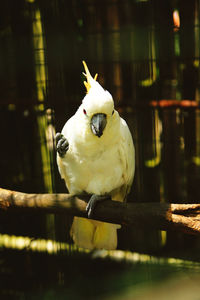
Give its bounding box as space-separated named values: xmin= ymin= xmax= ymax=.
xmin=70 ymin=217 xmax=121 ymax=250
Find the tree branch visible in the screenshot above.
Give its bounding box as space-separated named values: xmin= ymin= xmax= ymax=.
xmin=0 ymin=187 xmax=200 ymax=235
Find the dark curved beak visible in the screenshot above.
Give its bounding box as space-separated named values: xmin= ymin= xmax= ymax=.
xmin=90 ymin=113 xmax=107 ymax=138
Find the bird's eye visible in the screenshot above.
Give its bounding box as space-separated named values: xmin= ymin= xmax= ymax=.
xmin=112 ymin=110 xmax=114 ymax=115
xmin=83 ymin=109 xmax=87 ymax=115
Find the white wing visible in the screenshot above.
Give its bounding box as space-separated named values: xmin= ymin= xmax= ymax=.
xmin=111 ymin=117 xmax=135 ymax=202
xmin=121 ymin=117 xmax=135 ymax=185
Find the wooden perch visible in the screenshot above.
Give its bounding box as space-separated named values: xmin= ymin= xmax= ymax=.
xmin=0 ymin=187 xmax=200 ymax=236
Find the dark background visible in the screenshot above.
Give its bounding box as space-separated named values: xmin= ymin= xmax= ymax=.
xmin=1 ymin=0 xmax=200 ymax=298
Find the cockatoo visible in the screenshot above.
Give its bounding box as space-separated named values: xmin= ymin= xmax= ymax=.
xmin=56 ymin=61 xmax=135 ymax=250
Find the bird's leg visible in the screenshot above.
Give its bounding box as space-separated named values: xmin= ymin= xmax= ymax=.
xmin=55 ymin=132 xmax=69 ymax=157
xmin=86 ymin=194 xmax=111 ymax=219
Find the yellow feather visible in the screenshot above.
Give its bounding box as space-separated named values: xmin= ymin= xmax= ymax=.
xmin=82 ymin=60 xmax=98 ymax=93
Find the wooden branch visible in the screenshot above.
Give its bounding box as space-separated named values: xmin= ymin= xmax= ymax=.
xmin=1 ymin=188 xmax=200 ymax=235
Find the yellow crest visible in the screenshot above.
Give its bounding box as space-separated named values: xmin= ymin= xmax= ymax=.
xmin=82 ymin=60 xmax=98 ymax=93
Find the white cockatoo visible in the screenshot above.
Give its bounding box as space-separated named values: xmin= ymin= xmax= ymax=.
xmin=56 ymin=61 xmax=135 ymax=250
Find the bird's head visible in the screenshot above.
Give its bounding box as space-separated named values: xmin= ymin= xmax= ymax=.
xmin=79 ymin=61 xmax=117 ymax=138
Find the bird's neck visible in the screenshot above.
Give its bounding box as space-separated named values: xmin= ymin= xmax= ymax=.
xmin=72 ymin=120 xmax=119 ymax=157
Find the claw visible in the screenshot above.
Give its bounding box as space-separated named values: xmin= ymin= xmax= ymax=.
xmin=55 ymin=132 xmax=63 ymax=143
xmin=55 ymin=132 xmax=69 ymax=157
xmin=86 ymin=194 xmax=110 ymax=218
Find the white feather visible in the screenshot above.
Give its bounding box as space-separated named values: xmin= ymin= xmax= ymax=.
xmin=57 ymin=67 xmax=135 ymax=250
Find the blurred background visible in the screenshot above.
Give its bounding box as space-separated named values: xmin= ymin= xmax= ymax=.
xmin=1 ymin=0 xmax=200 ymax=299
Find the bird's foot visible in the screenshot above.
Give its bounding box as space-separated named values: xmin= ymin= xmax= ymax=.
xmin=86 ymin=194 xmax=110 ymax=219
xmin=55 ymin=132 xmax=69 ymax=157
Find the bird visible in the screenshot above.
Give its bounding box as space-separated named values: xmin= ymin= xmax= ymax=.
xmin=55 ymin=61 xmax=135 ymax=250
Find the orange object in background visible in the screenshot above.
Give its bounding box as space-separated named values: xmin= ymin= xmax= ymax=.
xmin=173 ymin=10 xmax=180 ymax=31
xmin=150 ymin=100 xmax=198 ymax=108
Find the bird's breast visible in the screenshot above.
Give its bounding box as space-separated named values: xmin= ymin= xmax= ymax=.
xmin=66 ymin=142 xmax=124 ymax=195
